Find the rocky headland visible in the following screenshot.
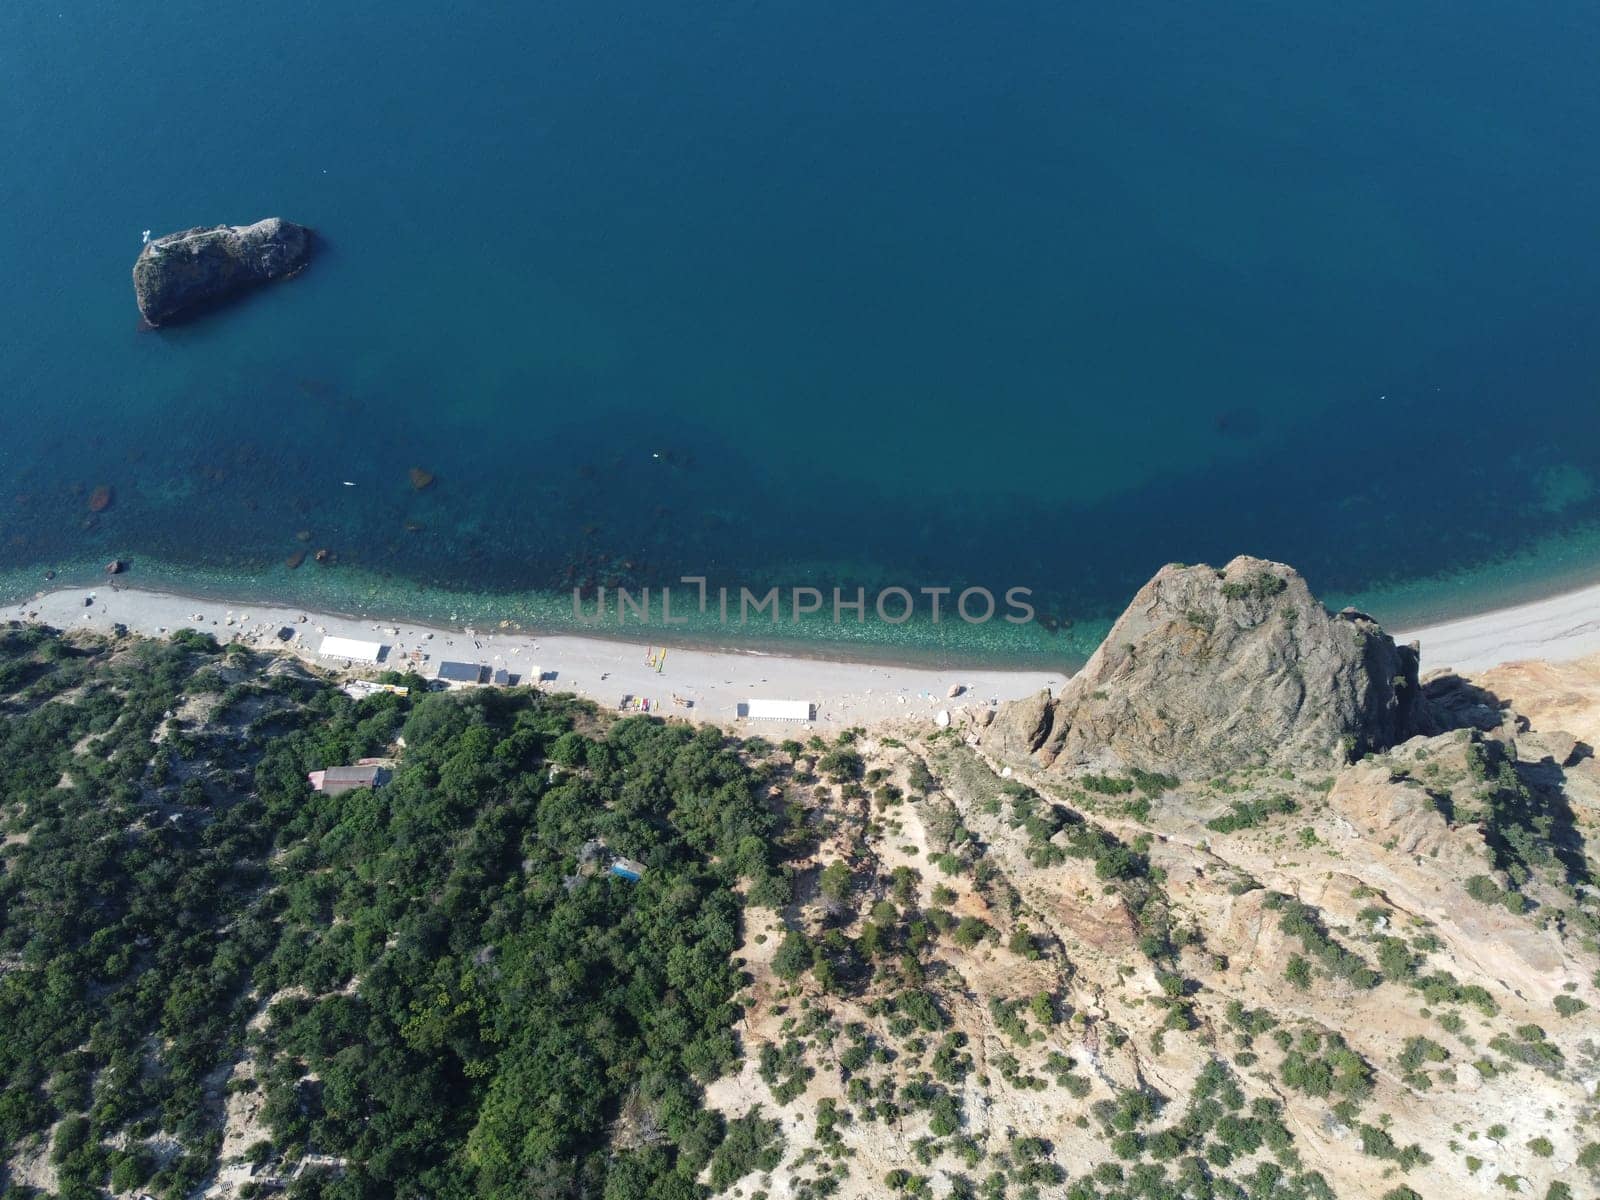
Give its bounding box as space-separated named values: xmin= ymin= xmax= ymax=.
xmin=699 ymin=556 xmax=1600 ymax=1200
xmin=987 ymin=555 xmax=1434 ymax=778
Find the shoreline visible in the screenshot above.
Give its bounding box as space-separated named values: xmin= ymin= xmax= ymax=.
xmin=8 ymin=518 xmax=1600 ymax=675
xmin=0 ymin=560 xmax=1108 ymax=671
xmin=3 ymin=576 xmax=1598 ymax=728
xmin=1392 ymin=578 xmax=1600 ymax=675
xmin=0 ymin=585 xmax=1069 ymax=729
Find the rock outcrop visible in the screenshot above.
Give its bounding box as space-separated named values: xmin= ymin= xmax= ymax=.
xmin=987 ymin=556 xmax=1433 ymax=777
xmin=1327 ymin=750 xmax=1481 ymax=865
xmin=132 ymin=218 xmax=311 ymax=326
xmin=1471 ymin=651 xmax=1600 ymax=750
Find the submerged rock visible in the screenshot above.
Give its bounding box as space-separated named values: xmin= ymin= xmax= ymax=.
xmin=132 ymin=218 xmax=311 ymax=326
xmin=987 ymin=556 xmax=1434 ymax=777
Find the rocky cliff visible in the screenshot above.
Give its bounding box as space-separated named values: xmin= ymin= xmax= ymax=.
xmin=710 ymin=680 xmax=1599 ymax=1200
xmin=132 ymin=218 xmax=311 ymax=325
xmin=988 ymin=556 xmax=1433 ymax=777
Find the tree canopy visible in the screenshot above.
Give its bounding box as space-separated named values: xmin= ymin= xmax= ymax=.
xmin=0 ymin=624 xmax=788 ymax=1198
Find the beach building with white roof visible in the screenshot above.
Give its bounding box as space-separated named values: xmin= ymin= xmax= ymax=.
xmin=743 ymin=699 xmax=813 ymax=722
xmin=318 ymin=635 xmax=385 ymax=663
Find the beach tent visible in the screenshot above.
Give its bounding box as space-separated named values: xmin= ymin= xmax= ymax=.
xmin=318 ymin=635 xmax=384 ymax=663
xmin=745 ymin=699 xmax=813 ymax=722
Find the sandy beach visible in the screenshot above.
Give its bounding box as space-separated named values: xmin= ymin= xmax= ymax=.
xmin=1393 ymin=581 xmax=1600 ymax=675
xmin=4 ymin=578 xmax=1598 ymax=729
xmin=0 ymin=585 xmax=1067 ymax=729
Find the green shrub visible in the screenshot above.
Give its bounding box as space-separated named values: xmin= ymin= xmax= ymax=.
xmin=774 ymin=930 xmax=814 ymax=979
xmin=1206 ymin=794 xmax=1296 ymax=833
xmin=708 ymin=1110 xmax=784 ymax=1191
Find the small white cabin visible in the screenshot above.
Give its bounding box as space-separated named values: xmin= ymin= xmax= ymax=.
xmin=743 ymin=699 xmax=813 ymax=722
xmin=318 ymin=635 xmax=385 ymax=663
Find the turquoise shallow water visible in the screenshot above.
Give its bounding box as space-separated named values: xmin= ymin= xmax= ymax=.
xmin=4 ymin=2 xmax=1600 ymax=665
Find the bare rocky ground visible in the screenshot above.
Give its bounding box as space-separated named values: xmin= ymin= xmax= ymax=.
xmin=702 ymin=678 xmax=1599 ymax=1199
xmin=1473 ymin=653 xmax=1600 ymax=751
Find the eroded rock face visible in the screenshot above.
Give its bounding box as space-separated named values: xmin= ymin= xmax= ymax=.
xmin=1471 ymin=652 xmax=1600 ymax=750
xmin=988 ymin=556 xmax=1434 ymax=777
xmin=1328 ymin=752 xmax=1478 ymax=864
xmin=132 ymin=218 xmax=311 ymax=325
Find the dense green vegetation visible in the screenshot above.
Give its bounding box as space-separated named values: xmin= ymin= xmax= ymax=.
xmin=1219 ymin=573 xmax=1288 ymax=602
xmin=1408 ymin=733 xmax=1596 ymax=939
xmin=0 ymin=623 xmax=791 ymax=1198
xmin=1265 ymin=895 xmax=1379 ymax=989
xmin=1205 ymin=794 xmax=1296 ymax=835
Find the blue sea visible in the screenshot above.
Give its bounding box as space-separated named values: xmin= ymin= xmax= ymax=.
xmin=3 ymin=1 xmax=1599 ymax=664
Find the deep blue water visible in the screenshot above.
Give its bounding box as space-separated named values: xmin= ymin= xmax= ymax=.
xmin=3 ymin=1 xmax=1600 ymax=663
